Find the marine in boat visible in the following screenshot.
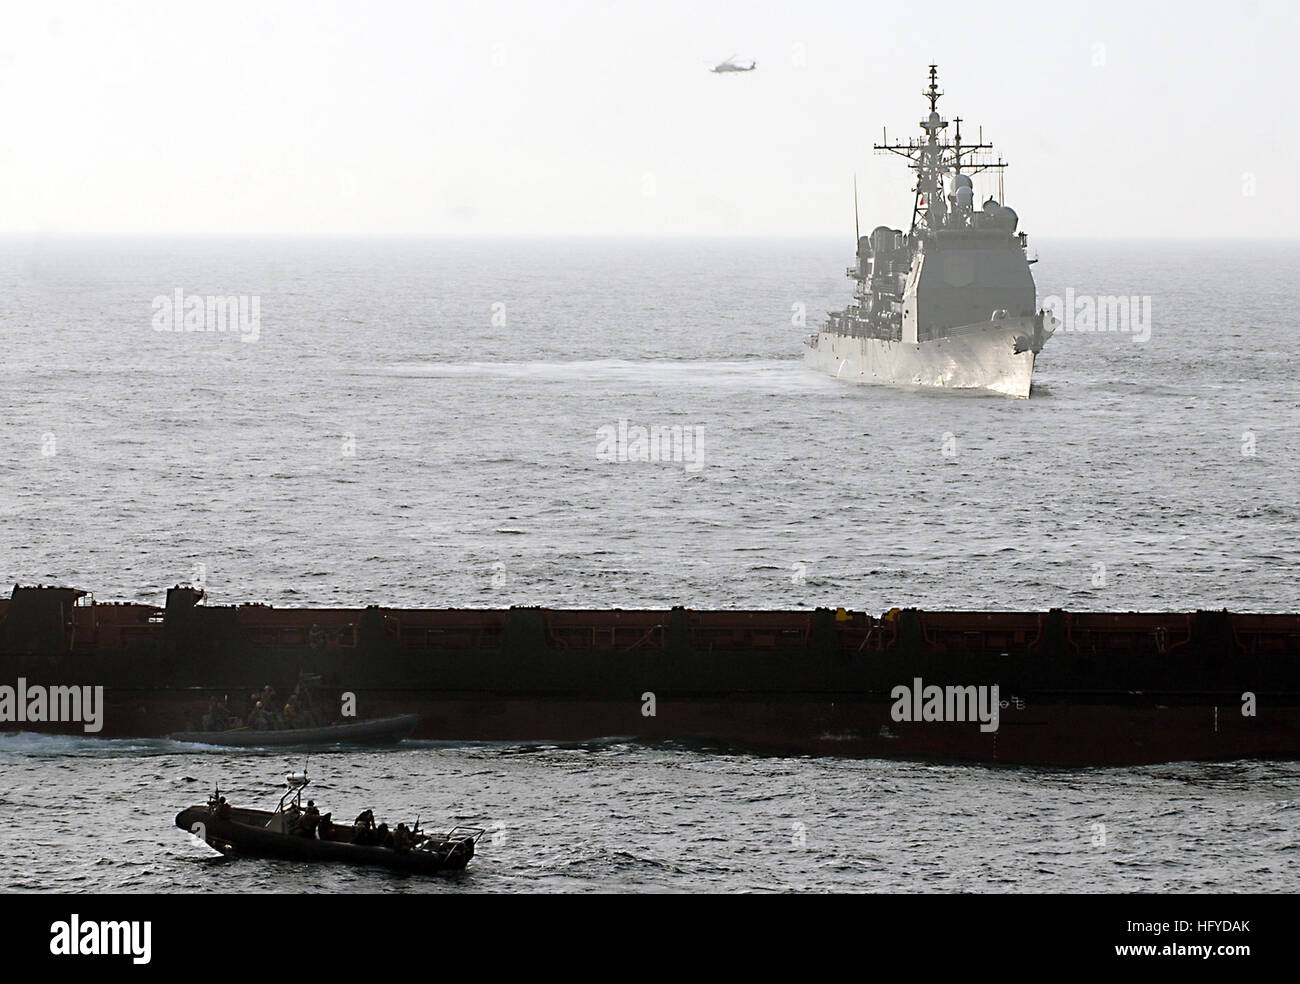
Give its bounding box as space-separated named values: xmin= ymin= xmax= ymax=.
xmin=167 ymin=674 xmax=419 ymax=746
xmin=175 ymin=771 xmax=483 ymax=874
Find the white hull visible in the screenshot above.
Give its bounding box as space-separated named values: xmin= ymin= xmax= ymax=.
xmin=804 ymin=316 xmax=1040 ymax=399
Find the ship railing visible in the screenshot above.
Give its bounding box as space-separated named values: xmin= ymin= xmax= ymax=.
xmin=933 ymin=317 xmax=1030 ymax=340
xmin=444 ymin=824 xmax=486 ymax=843
xmin=837 ymin=322 xmax=902 ymax=343
xmin=421 ymin=825 xmax=485 ymax=860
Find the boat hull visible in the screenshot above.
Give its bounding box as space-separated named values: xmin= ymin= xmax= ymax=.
xmin=175 ymin=806 xmax=475 ymax=873
xmin=7 ymin=591 xmax=1300 ymax=766
xmin=804 ymin=317 xmax=1039 ymax=397
xmin=168 ymin=714 xmax=420 ymax=747
xmin=16 ymin=690 xmax=1300 ymax=767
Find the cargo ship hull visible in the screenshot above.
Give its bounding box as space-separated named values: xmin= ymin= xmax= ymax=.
xmin=3 ymin=586 xmax=1298 ymax=766
xmin=20 ymin=691 xmax=1296 ymax=766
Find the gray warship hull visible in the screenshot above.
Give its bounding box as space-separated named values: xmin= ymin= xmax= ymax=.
xmin=804 ymin=314 xmax=1040 ymax=398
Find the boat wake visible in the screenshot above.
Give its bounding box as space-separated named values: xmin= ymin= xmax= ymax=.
xmin=0 ymin=731 xmax=181 ymax=758
xmin=385 ymin=357 xmax=801 ymax=384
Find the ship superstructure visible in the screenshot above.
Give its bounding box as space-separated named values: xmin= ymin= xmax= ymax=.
xmin=805 ymin=66 xmax=1054 ymax=397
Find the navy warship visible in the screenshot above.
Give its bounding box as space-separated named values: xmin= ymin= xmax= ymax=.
xmin=804 ymin=66 xmax=1055 ymax=398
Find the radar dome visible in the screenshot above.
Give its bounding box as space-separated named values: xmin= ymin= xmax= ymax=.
xmin=998 ymin=206 xmax=1019 ymax=231
xmin=954 ymin=186 xmax=973 ymax=208
xmin=949 ymin=174 xmax=973 ymax=196
xmin=870 ymin=226 xmax=895 ymax=254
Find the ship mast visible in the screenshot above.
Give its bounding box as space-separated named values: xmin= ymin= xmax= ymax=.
xmin=873 ymin=65 xmax=1007 ymax=235
xmin=853 ymin=173 xmax=860 ymax=243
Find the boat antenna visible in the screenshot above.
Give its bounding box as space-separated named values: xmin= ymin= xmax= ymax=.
xmin=853 ymin=173 xmax=860 ymax=243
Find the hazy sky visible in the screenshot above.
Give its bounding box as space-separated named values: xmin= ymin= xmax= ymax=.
xmin=0 ymin=1 xmax=1294 ymax=237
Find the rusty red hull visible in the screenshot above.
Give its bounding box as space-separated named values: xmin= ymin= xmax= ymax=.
xmin=3 ymin=585 xmax=1299 ymax=765
xmin=11 ymin=692 xmax=1300 ymax=766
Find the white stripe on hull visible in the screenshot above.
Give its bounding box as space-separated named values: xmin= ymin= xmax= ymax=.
xmin=804 ymin=317 xmax=1038 ymax=398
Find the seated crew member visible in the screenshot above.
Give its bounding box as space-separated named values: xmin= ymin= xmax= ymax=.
xmin=393 ymin=823 xmax=414 ymax=853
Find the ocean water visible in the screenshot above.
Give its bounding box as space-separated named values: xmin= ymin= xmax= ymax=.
xmin=3 ymin=236 xmax=1297 ymax=612
xmin=1 ymin=236 xmax=1297 ymax=892
xmin=2 ymin=734 xmax=1297 ymax=894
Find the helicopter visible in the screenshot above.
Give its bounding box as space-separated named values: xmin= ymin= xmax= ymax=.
xmin=710 ymin=55 xmax=756 ymax=73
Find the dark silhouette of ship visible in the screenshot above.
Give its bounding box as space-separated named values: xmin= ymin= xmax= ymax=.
xmin=3 ymin=583 xmax=1298 ymax=765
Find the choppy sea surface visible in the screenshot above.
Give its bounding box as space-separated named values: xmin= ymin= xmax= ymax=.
xmin=3 ymin=734 xmax=1298 ymax=894
xmin=0 ymin=236 xmax=1297 ymax=892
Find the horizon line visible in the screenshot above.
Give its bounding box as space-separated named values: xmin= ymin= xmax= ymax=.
xmin=1 ymin=232 xmax=1297 ymax=241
